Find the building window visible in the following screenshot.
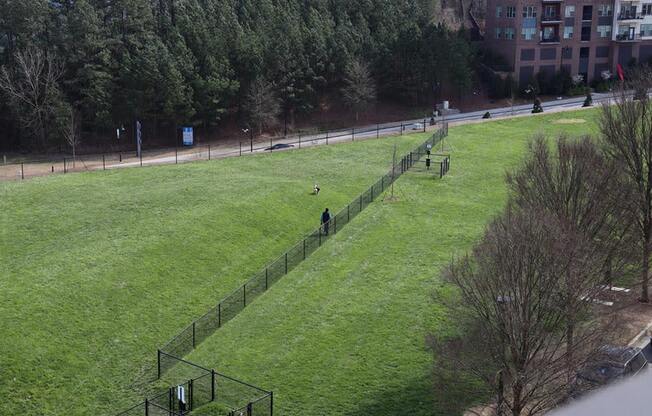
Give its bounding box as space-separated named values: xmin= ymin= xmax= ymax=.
xmin=582 ymin=5 xmax=593 ymax=21
xmin=496 ymin=28 xmax=503 ymax=39
xmin=581 ymin=26 xmax=591 ymax=41
xmin=542 ymin=26 xmax=557 ymax=41
xmin=505 ymin=27 xmax=515 ymax=39
xmin=565 ymin=5 xmax=575 ymax=17
xmin=641 ymin=24 xmax=652 ymax=37
xmin=544 ymin=5 xmax=558 ymax=19
xmin=564 ymin=26 xmax=574 ymax=39
xmin=597 ymin=25 xmax=612 ymax=38
xmin=506 ymin=6 xmax=516 ymax=18
xmin=598 ymin=4 xmax=613 ymax=17
xmin=523 ymin=6 xmax=537 ymax=18
xmin=643 ymin=4 xmax=652 ymax=15
xmin=496 ymin=6 xmax=503 ymax=17
xmin=522 ymin=27 xmax=537 ymax=40
xmin=562 ymin=47 xmax=573 ymax=60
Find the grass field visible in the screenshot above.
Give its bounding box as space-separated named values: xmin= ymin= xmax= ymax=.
xmin=159 ymin=109 xmax=602 ymax=415
xmin=0 ymin=134 xmax=428 ymax=416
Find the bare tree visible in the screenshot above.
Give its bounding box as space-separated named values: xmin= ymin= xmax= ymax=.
xmin=0 ymin=46 xmax=64 ymax=149
xmin=432 ymin=207 xmax=620 ymax=416
xmin=505 ymin=135 xmax=634 ymax=380
xmin=600 ymin=66 xmax=652 ymax=302
xmin=341 ymin=58 xmax=376 ymax=121
xmin=60 ymin=105 xmax=81 ymax=168
xmin=242 ymin=77 xmax=280 ymax=135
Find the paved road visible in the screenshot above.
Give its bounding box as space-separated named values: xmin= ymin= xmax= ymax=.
xmin=118 ymin=91 xmax=625 ymax=168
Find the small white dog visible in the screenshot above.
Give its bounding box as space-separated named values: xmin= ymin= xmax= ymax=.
xmin=314 ymin=183 xmax=321 ymax=195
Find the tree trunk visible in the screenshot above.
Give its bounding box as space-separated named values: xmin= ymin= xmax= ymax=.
xmin=642 ymin=237 xmax=650 ymax=302
xmin=511 ymin=381 xmax=523 ymax=416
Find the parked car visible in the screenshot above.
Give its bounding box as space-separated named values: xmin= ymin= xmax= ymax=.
xmin=575 ymin=346 xmax=648 ymax=391
xmin=265 ymin=143 xmax=294 ymax=151
xmin=411 ymin=122 xmax=424 ymax=130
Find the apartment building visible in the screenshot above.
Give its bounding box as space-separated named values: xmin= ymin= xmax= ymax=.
xmin=485 ymin=0 xmax=652 ymax=86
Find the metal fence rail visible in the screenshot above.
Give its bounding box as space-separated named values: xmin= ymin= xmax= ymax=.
xmin=155 ymin=124 xmax=449 ymax=378
xmin=2 ymin=120 xmax=433 ymax=181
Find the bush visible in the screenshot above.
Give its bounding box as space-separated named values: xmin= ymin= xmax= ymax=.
xmin=483 ymin=111 xmax=492 ymax=119
xmin=568 ymin=85 xmax=587 ymax=96
xmin=532 ymin=98 xmax=544 ymax=113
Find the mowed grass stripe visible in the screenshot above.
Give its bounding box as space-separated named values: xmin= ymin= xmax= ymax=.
xmin=171 ymin=110 xmax=600 ymax=416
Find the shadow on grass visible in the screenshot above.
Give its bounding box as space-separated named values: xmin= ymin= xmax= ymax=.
xmin=343 ymin=370 xmax=484 ymax=416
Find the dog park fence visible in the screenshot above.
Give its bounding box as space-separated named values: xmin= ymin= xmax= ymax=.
xmin=115 ymin=124 xmax=448 ymax=416
xmin=118 ymin=352 xmax=272 ymax=416
xmin=155 ymin=123 xmax=450 ymax=373
xmin=1 ymin=119 xmax=434 ymax=181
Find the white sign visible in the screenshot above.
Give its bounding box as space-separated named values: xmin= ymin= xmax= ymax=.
xmin=177 ymin=385 xmax=185 ymax=403
xmin=182 ymin=127 xmax=194 ymax=146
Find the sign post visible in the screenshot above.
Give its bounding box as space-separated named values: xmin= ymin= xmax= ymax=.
xmin=136 ymin=120 xmax=142 ymax=158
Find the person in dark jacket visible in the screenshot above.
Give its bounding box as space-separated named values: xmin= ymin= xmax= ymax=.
xmin=321 ymin=208 xmax=331 ymax=235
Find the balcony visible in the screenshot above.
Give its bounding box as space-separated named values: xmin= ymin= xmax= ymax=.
xmin=541 ymin=36 xmax=561 ymax=43
xmin=618 ymin=12 xmax=643 ymax=20
xmin=615 ymin=33 xmax=642 ymax=41
xmin=541 ymin=15 xmax=562 ymax=22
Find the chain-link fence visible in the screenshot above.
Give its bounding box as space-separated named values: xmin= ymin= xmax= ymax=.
xmin=114 ymin=124 xmax=448 ymax=416
xmin=119 ymin=352 xmax=273 ymax=416
xmin=2 ymin=119 xmax=437 ymax=181
xmin=155 ymin=124 xmax=449 ymax=376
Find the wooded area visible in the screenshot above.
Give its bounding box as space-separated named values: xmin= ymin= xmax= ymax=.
xmin=0 ymin=0 xmax=474 ymax=151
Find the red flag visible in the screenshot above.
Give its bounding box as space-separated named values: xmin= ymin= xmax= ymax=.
xmin=617 ymin=64 xmax=625 ymax=81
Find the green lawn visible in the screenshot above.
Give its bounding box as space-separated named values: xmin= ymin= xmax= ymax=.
xmin=165 ymin=109 xmax=601 ymax=415
xmin=0 ymin=134 xmax=427 ymax=416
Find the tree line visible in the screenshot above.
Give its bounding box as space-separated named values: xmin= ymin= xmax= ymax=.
xmin=0 ymin=0 xmax=474 ymax=151
xmin=432 ymin=68 xmax=652 ymax=415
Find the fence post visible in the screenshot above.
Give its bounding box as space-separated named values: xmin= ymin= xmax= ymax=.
xmin=400 ymin=123 xmax=403 ymax=135
xmin=352 ymin=128 xmax=355 ymax=141
xmin=218 ymin=303 xmax=221 ymax=328
xmin=347 ymin=205 xmax=350 ymax=222
xmin=102 ymin=154 xmax=106 ymax=170
xmin=63 ymin=158 xmax=67 ymax=173
xmin=189 ymin=379 xmax=194 ymax=411
xmin=243 ymin=284 xmax=247 ymax=307
xmin=211 ymin=369 xmax=216 ymax=402
xmin=359 ymin=195 xmax=363 ymax=211
xmin=376 ymin=124 xmax=379 ymax=138
xmin=371 ymin=185 xmax=374 ymax=201
xmin=157 ymin=349 xmax=161 ymax=379
xmin=285 ymin=253 xmax=288 ymax=274
xmin=144 ymin=398 xmax=149 ymax=416
xmin=192 ymin=322 xmax=196 ymax=348
xmin=423 ymin=118 xmax=426 ymax=132
xmin=140 ymin=151 xmax=143 ymax=167
xmin=239 ymin=142 xmax=242 ymax=156
xmin=270 ymin=391 xmax=274 ymax=416
xmin=168 ymin=387 xmax=173 ymax=412
xmin=326 ymin=131 xmax=329 ymax=145
xmin=440 ymin=162 xmax=444 ymax=178
xmin=208 ymin=144 xmax=211 ymax=160
xmin=247 ymin=402 xmax=253 ymax=416
xmin=175 ymin=147 xmax=178 ymax=164
xmin=21 ymin=163 xmax=24 ymax=180
xmin=265 ymin=268 xmax=269 ymax=290
xmin=119 ymin=152 xmax=122 ymax=163
xmin=303 ymin=239 xmax=306 ymax=260
xmin=270 ymin=137 xmax=273 ymax=152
